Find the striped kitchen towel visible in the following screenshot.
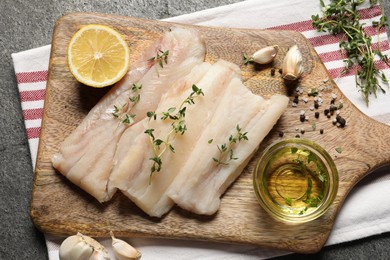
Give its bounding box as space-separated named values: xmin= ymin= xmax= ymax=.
xmin=12 ymin=0 xmax=390 ymax=259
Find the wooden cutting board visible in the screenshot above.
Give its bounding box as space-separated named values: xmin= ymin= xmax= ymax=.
xmin=31 ymin=12 xmax=390 ymax=254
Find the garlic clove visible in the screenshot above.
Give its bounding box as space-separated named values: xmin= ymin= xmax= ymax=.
xmin=89 ymin=249 xmax=112 ymax=260
xmin=252 ymin=45 xmax=278 ymax=64
xmin=110 ymin=231 xmax=142 ymax=260
xmin=282 ymin=45 xmax=304 ymax=81
xmin=59 ymin=234 xmax=93 ymax=260
xmin=59 ymin=232 xmax=110 ymax=260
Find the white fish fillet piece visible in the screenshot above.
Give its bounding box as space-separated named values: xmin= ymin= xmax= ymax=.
xmin=167 ymin=80 xmax=289 ymax=215
xmin=109 ymin=60 xmax=242 ymax=217
xmin=52 ymin=27 xmax=206 ymax=202
xmin=108 ymin=62 xmax=212 ymax=191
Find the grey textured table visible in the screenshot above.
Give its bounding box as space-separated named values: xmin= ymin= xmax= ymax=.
xmin=1 ymin=0 xmax=390 ymax=259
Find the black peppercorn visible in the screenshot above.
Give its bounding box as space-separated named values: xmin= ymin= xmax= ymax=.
xmin=271 ymin=68 xmax=276 ymax=76
xmin=315 ymin=111 xmax=319 ymax=119
xmin=324 ymin=109 xmax=330 ymax=115
xmin=320 ymin=129 xmax=324 ymax=134
xmin=338 ymin=117 xmax=346 ymax=127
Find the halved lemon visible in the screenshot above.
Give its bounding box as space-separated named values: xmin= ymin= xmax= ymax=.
xmin=67 ymin=24 xmax=130 ymax=88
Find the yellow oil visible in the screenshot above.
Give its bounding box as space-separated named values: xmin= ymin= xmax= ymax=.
xmin=262 ymin=147 xmax=328 ymax=216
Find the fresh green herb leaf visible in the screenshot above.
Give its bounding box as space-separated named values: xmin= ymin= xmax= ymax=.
xmin=149 ymin=50 xmax=169 ymax=68
xmin=212 ymin=125 xmax=248 ymax=166
xmin=318 ymin=172 xmax=326 ymax=182
xmin=144 ymin=128 xmax=155 ymax=140
xmin=147 ymin=111 xmax=156 ymax=119
xmin=308 ymin=88 xmax=319 ymax=97
xmin=243 ymin=53 xmax=254 ymax=65
xmin=291 ymin=147 xmax=298 ymax=154
xmin=112 ymin=83 xmax=142 ymax=126
xmin=153 ymin=139 xmax=164 ymax=146
xmin=312 ymin=0 xmax=389 ymax=105
xmin=146 ymin=84 xmax=204 ymax=183
xmin=284 ymin=197 xmax=293 ymax=206
xmin=307 ymin=151 xmax=317 ymax=164
xmin=335 ymin=147 xmax=342 ymax=154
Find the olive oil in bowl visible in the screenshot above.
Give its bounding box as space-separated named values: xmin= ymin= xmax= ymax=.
xmin=253 ymin=139 xmax=338 ymax=223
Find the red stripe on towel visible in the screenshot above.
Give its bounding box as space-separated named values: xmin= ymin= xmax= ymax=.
xmin=23 ymin=108 xmax=43 ymax=120
xmin=26 ymin=127 xmax=41 ymax=139
xmin=16 ymin=70 xmax=48 ymax=84
xmin=19 ymin=89 xmax=46 ymax=102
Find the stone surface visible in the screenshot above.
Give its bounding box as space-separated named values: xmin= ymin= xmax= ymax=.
xmin=1 ymin=0 xmax=390 ymax=259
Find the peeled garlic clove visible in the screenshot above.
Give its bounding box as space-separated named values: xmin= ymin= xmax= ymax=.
xmin=252 ymin=45 xmax=278 ymax=64
xmin=59 ymin=232 xmax=110 ymax=260
xmin=282 ymin=45 xmax=304 ymax=81
xmin=110 ymin=231 xmax=142 ymax=260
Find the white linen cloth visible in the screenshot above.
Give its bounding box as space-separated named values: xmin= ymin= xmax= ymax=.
xmin=12 ymin=0 xmax=390 ymax=259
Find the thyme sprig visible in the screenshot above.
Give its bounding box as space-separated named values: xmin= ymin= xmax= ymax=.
xmin=312 ymin=0 xmax=389 ymax=105
xmin=149 ymin=50 xmax=170 ymax=68
xmin=112 ymin=83 xmax=142 ymax=125
xmin=145 ymin=84 xmax=204 ymax=182
xmin=243 ymin=53 xmax=254 ymax=65
xmin=290 ymin=147 xmax=326 ymax=214
xmin=211 ymin=125 xmax=248 ymax=166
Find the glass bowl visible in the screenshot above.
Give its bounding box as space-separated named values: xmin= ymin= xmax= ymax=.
xmin=253 ymin=138 xmax=338 ymax=223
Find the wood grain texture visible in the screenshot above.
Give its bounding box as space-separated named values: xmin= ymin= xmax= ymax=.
xmin=31 ymin=12 xmax=390 ymax=254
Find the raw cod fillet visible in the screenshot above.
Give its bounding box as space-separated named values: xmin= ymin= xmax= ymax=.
xmin=109 ymin=60 xmax=242 ymax=217
xmin=167 ymin=91 xmax=289 ymax=215
xmin=52 ymin=27 xmax=206 ymax=202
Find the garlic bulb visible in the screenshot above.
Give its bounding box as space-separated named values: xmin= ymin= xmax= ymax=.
xmin=282 ymin=45 xmax=304 ymax=81
xmin=252 ymin=45 xmax=278 ymax=64
xmin=110 ymin=231 xmax=141 ymax=260
xmin=59 ymin=232 xmax=110 ymax=260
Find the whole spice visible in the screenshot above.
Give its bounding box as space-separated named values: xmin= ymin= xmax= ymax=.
xmin=282 ymin=45 xmax=304 ymax=81
xmin=110 ymin=231 xmax=142 ymax=260
xmin=324 ymin=109 xmax=330 ymax=116
xmin=312 ymin=0 xmax=390 ymax=105
xmin=59 ymin=232 xmax=110 ymax=260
